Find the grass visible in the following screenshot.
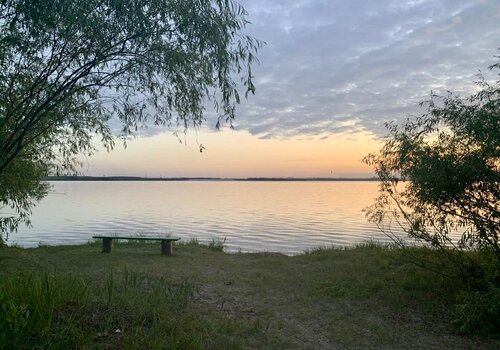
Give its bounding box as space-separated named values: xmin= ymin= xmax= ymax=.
xmin=207 ymin=237 xmax=226 ymax=252
xmin=0 ymin=241 xmax=498 ymax=349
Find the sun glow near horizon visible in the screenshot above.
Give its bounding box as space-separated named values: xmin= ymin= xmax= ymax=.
xmin=83 ymin=128 xmax=381 ymax=178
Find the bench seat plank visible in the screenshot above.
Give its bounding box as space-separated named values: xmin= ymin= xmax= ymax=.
xmin=92 ymin=235 xmax=180 ymax=241
xmin=92 ymin=235 xmax=181 ymax=255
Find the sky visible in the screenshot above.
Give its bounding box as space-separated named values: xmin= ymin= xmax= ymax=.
xmin=86 ymin=0 xmax=500 ymax=178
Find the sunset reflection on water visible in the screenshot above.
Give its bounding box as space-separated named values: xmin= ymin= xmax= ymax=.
xmin=13 ymin=180 xmax=403 ymax=254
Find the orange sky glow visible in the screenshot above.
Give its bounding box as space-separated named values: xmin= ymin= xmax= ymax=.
xmin=84 ymin=129 xmax=381 ymax=178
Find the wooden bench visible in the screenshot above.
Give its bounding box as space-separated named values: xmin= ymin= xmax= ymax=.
xmin=92 ymin=236 xmax=181 ymax=256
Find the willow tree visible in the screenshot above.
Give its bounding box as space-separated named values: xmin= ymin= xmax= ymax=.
xmin=0 ymin=0 xmax=261 ymax=239
xmin=364 ymin=59 xmax=500 ymax=281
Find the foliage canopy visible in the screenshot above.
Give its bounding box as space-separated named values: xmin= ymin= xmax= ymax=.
xmin=365 ymin=59 xmax=499 ymax=278
xmin=0 ymin=0 xmax=261 ymax=238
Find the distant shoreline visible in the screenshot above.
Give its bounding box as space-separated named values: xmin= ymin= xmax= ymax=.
xmin=44 ymin=175 xmax=381 ymax=182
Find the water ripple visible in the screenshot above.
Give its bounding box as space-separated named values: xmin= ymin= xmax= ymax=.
xmin=10 ymin=181 xmax=411 ymax=253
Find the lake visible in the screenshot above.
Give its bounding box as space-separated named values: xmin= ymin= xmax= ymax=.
xmin=10 ymin=181 xmax=406 ymax=254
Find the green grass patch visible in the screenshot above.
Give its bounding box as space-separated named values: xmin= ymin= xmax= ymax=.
xmin=0 ymin=242 xmax=498 ymax=349
xmin=207 ymin=237 xmax=226 ymax=252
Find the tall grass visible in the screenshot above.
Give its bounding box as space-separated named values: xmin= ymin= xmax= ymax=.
xmin=0 ymin=269 xmax=241 ymax=349
xmin=208 ymin=236 xmax=226 ymax=252
xmin=0 ymin=272 xmax=89 ymax=349
xmin=178 ymin=237 xmax=226 ymax=252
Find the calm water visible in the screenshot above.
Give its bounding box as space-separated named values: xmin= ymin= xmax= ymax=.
xmin=11 ymin=181 xmax=404 ymax=254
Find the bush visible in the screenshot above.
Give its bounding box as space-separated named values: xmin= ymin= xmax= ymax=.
xmin=454 ymin=285 xmax=500 ymax=335
xmin=364 ymin=79 xmax=500 ymax=276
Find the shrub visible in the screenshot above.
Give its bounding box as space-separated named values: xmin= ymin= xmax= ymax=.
xmin=454 ymin=284 xmax=500 ymax=335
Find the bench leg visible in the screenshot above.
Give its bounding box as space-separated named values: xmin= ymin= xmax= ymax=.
xmin=103 ymin=238 xmax=113 ymax=253
xmin=161 ymin=240 xmax=173 ymax=256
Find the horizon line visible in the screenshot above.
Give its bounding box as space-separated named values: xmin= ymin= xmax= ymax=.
xmin=45 ymin=175 xmax=381 ymax=182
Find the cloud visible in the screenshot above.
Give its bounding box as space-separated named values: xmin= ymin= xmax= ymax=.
xmin=119 ymin=0 xmax=499 ymax=141
xmin=221 ymin=0 xmax=500 ymax=138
